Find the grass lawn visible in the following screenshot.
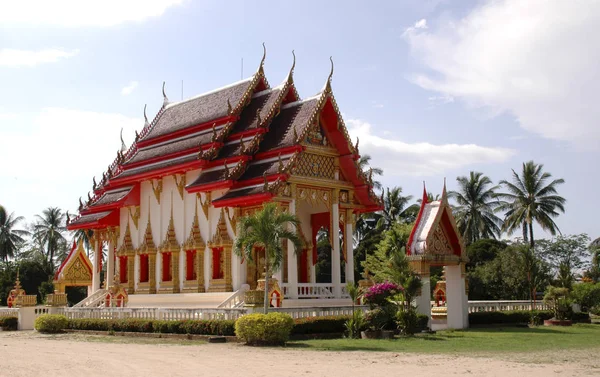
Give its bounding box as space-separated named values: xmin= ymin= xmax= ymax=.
xmin=290 ymin=324 xmax=600 ymax=354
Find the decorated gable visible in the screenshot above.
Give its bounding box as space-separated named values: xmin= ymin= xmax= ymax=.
xmin=54 ymin=241 xmax=93 ymax=285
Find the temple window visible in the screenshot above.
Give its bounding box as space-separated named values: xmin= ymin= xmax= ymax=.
xmin=186 ymin=250 xmax=196 ymax=281
xmin=162 ymin=252 xmax=172 ymax=282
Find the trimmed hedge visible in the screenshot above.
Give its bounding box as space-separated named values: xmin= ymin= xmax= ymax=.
xmin=469 ymin=310 xmax=553 ymax=325
xmin=416 ymin=314 xmax=429 ymax=331
xmin=0 ymin=317 xmax=18 ymax=331
xmin=35 ymin=314 xmax=68 ymax=333
xmin=292 ymin=315 xmax=350 ymax=335
xmin=571 ymin=312 xmax=591 ymax=323
xmin=235 ymin=313 xmax=294 ymax=346
xmin=67 ymin=318 xmax=236 ymax=336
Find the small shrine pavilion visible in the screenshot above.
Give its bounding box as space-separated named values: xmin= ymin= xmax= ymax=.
xmin=407 ymin=184 xmax=469 ymax=329
xmin=66 ymin=49 xmax=382 ymax=301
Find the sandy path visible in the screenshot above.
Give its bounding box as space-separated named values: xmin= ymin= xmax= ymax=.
xmin=0 ymin=332 xmax=598 ymax=377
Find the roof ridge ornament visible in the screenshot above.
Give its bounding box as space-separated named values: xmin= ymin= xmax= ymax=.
xmin=278 ymin=153 xmax=284 ymax=173
xmin=143 ymin=104 xmax=149 ymax=126
xmin=227 ymin=98 xmax=233 ymax=115
xmin=224 ymin=161 xmax=230 ymax=177
xmin=239 ymin=137 xmax=246 ymax=154
xmin=120 ymin=128 xmax=127 ymax=153
xmin=263 ymin=171 xmax=268 ymax=191
xmin=355 ymin=137 xmax=359 ymax=154
xmin=92 ymin=176 xmax=97 ymax=190
xmin=256 ymin=112 xmax=262 ymax=127
xmin=328 ymin=56 xmax=334 ymax=84
xmin=162 ymin=82 xmax=169 ymax=106
xmin=258 ymin=42 xmax=266 ymax=72
xmin=211 ymin=123 xmax=217 ymax=142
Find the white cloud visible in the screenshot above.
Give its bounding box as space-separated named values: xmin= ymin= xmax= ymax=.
xmin=0 ymin=49 xmax=78 ymax=67
xmin=0 ymin=108 xmax=141 ymax=218
xmin=403 ymin=18 xmax=428 ymax=36
xmin=347 ymin=119 xmax=514 ymax=176
xmin=0 ymin=0 xmax=184 ymax=27
xmin=403 ymin=0 xmax=600 ymax=145
xmin=121 ymin=81 xmax=139 ymax=95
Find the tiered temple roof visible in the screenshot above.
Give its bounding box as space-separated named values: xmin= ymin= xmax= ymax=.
xmin=67 ymin=50 xmax=381 ymax=230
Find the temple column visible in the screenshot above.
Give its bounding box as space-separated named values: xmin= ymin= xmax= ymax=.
xmin=203 ymin=246 xmax=210 ymax=292
xmin=172 ymin=251 xmax=180 ymax=293
xmin=91 ymin=238 xmax=101 ymax=293
xmin=127 ymin=254 xmax=135 ymax=293
xmin=446 ymin=264 xmax=468 ymax=329
xmin=331 ymin=193 xmax=342 ymax=298
xmin=344 ymin=210 xmax=354 ymax=284
xmin=149 ymin=253 xmax=157 ymax=294
xmin=287 ymin=198 xmax=298 ymax=299
xmin=231 ymin=249 xmax=242 ymax=290
xmin=106 ymin=234 xmax=115 ymax=287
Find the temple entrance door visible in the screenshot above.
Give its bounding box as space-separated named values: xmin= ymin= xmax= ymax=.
xmin=246 ymin=247 xmax=265 ymax=289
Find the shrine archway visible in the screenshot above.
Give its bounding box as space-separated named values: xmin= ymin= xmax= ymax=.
xmin=407 ymin=184 xmax=469 ymax=330
xmin=53 ymin=241 xmax=94 ymax=297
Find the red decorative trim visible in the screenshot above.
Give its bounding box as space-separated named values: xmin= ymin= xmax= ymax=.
xmin=254 ymin=145 xmax=304 ymax=161
xmin=407 ymin=186 xmax=429 ymax=256
xmin=54 ymin=241 xmax=77 ymax=279
xmin=67 ymin=210 xmax=120 ymax=231
xmin=125 ymin=143 xmax=218 ymax=170
xmin=107 ymin=159 xmax=203 ymax=188
xmin=186 ymin=180 xmax=234 ymax=194
xmin=232 ymin=173 xmax=288 ymax=189
xmin=82 ymin=184 xmax=140 ymax=215
xmin=137 ymin=116 xmax=237 ymax=148
xmin=212 ymin=192 xmax=272 ymax=208
xmin=227 ymin=127 xmax=267 ymax=141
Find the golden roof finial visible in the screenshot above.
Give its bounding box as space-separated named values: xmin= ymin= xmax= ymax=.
xmin=355 ymin=137 xmax=359 ymax=153
xmin=227 ymin=98 xmax=233 ymax=114
xmin=239 ymin=137 xmax=246 ymax=153
xmin=328 ymin=56 xmax=334 ymax=84
xmin=293 ymin=126 xmax=298 ymax=142
xmin=256 ymin=112 xmax=262 ymax=127
xmin=224 ymin=161 xmax=230 ymax=177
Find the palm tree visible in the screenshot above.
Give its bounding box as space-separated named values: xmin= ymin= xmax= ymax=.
xmin=375 ymin=187 xmax=418 ymax=230
xmin=74 ymin=228 xmax=94 ymax=256
xmin=358 ymin=154 xmax=383 ymax=191
xmin=0 ymin=206 xmax=28 ymax=263
xmin=498 ymin=161 xmax=566 ymax=248
xmin=32 ymin=207 xmax=67 ymax=266
xmin=449 ymin=171 xmax=503 ymax=245
xmin=234 ymin=203 xmax=302 ymax=313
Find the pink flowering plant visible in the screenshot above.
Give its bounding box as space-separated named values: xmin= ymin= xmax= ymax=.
xmin=364 ymin=282 xmax=402 ymax=308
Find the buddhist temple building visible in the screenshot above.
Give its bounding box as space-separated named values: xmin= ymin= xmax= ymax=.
xmin=66 ymin=49 xmax=382 ymax=302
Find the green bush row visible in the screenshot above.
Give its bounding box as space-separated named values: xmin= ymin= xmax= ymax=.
xmin=469 ymin=310 xmax=591 ymax=325
xmin=292 ymin=315 xmax=349 ymax=335
xmin=469 ymin=310 xmax=553 ymax=325
xmin=0 ymin=316 xmax=18 ymax=331
xmin=68 ymin=318 xmax=236 ymax=336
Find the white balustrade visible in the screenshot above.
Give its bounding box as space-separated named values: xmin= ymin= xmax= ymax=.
xmin=0 ymin=308 xmax=19 ymax=317
xmin=467 ymin=300 xmax=548 ymax=313
xmin=271 ymin=305 xmax=368 ymax=319
xmin=61 ymin=307 xmax=246 ymax=321
xmin=296 ymin=283 xmax=349 ymax=299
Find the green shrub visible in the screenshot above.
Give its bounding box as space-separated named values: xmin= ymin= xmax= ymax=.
xmin=396 ymin=309 xmax=421 ymax=335
xmin=66 ymin=318 xmax=235 ymax=336
xmin=416 ymin=314 xmax=429 ymax=331
xmin=0 ymin=317 xmax=18 ymax=331
xmin=345 ymin=311 xmax=366 ymax=339
xmin=292 ymin=315 xmax=349 ymax=335
xmin=571 ymin=312 xmax=590 ymax=323
xmin=572 ymin=283 xmax=600 ymax=312
xmin=35 ymin=314 xmax=68 ymax=333
xmin=468 ymin=310 xmax=553 ymax=325
xmin=365 ymin=306 xmax=397 ymax=330
xmin=235 ymin=313 xmax=294 ymax=346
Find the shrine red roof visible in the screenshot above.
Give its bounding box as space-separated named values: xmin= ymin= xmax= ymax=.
xmin=70 ymin=54 xmax=382 ymax=229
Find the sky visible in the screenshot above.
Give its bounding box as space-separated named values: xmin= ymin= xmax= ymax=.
xmin=0 ymin=0 xmax=598 ymax=241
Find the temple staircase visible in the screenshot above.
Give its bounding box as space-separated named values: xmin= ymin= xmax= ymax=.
xmin=74 ymin=289 xmax=107 ymax=308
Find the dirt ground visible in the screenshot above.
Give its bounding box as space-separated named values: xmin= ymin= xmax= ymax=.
xmin=0 ymin=331 xmax=598 ymax=377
